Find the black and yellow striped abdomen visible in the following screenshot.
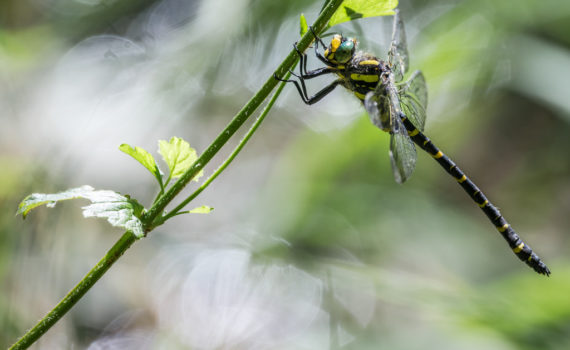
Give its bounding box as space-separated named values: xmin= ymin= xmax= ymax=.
xmin=275 ymin=28 xmax=550 ymax=275
xmin=398 ymin=112 xmax=550 ymax=275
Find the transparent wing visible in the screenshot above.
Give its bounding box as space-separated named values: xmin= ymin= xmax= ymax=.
xmin=364 ymin=90 xmax=391 ymax=131
xmin=389 ymin=113 xmax=417 ymax=184
xmin=398 ymin=70 xmax=427 ymax=131
xmin=388 ymin=9 xmax=409 ymax=82
xmin=366 ymin=75 xmax=418 ymax=183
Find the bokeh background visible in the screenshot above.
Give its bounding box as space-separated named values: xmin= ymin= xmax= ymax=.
xmin=1 ymin=0 xmax=569 ymax=349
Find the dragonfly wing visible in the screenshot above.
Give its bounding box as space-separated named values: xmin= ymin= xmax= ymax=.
xmin=364 ymin=90 xmax=391 ymax=131
xmin=398 ymin=70 xmax=427 ymax=131
xmin=389 ymin=114 xmax=417 ymax=184
xmin=388 ymin=9 xmax=409 ymax=82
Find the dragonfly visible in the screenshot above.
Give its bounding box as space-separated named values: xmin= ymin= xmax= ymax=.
xmin=275 ymin=10 xmax=550 ymax=276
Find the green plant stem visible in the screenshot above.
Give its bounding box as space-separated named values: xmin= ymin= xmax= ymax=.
xmin=9 ymin=2 xmax=345 ymax=349
xmin=9 ymin=231 xmax=137 ymax=350
xmin=161 ymin=72 xmax=292 ymax=222
xmin=141 ymin=0 xmax=344 ymax=230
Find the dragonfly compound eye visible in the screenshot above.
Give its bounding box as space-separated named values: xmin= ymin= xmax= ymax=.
xmin=324 ymin=35 xmax=355 ymax=64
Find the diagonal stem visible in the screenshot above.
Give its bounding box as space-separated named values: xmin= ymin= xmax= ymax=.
xmin=9 ymin=231 xmax=137 ymax=350
xmin=8 ymin=2 xmax=346 ymax=349
xmin=141 ymin=0 xmax=344 ymax=230
xmin=161 ymin=71 xmax=293 ymax=222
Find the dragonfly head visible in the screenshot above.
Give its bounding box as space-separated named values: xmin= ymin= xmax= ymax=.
xmin=324 ymin=34 xmax=356 ymax=65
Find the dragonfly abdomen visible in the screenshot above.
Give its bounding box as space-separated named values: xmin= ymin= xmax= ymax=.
xmin=399 ymin=112 xmax=550 ymax=276
xmin=275 ymin=14 xmax=549 ymax=276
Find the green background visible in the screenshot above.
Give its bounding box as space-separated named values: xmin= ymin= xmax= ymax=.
xmin=1 ymin=0 xmax=569 ymax=348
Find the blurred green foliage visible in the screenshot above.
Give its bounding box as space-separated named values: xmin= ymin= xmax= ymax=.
xmin=1 ymin=0 xmax=569 ymax=349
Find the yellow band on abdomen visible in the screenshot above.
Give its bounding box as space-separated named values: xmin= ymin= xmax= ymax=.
xmin=497 ymin=224 xmax=509 ymax=232
xmin=513 ymin=242 xmax=525 ymax=253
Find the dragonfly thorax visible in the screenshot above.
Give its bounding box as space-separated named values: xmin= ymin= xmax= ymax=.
xmin=331 ymin=51 xmax=388 ymax=103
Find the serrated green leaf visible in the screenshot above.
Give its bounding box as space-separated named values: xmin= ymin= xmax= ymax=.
xmin=328 ymin=0 xmax=398 ymax=28
xmin=119 ymin=144 xmax=162 ymax=181
xmin=188 ymin=205 xmax=214 ymax=214
xmin=158 ymin=136 xmax=203 ymax=181
xmin=17 ymin=185 xmax=145 ymax=238
xmin=300 ymin=14 xmax=309 ymax=36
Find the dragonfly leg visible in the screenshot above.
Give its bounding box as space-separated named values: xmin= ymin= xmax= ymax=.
xmin=299 ymin=66 xmax=337 ymax=79
xmin=299 ymin=79 xmax=343 ymax=105
xmin=292 ymin=42 xmax=309 ymax=77
xmin=274 ymin=73 xmax=342 ymax=105
xmin=309 ymin=26 xmax=327 ymax=49
xmin=292 ymin=43 xmax=337 ymax=79
xmin=309 ymin=26 xmax=333 ymax=66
